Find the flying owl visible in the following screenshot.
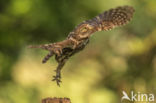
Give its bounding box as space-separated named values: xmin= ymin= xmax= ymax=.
xmin=29 ymin=6 xmax=135 ymax=86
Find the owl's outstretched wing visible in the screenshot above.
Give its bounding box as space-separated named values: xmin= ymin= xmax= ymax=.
xmin=86 ymin=6 xmax=134 ymax=32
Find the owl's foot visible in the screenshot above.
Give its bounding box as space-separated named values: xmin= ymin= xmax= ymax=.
xmin=52 ymin=75 xmax=62 ymax=86
xmin=52 ymin=69 xmax=62 ymax=86
xmin=52 ymin=60 xmax=66 ymax=86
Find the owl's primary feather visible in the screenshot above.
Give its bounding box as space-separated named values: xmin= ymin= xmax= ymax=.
xmin=29 ymin=6 xmax=134 ymax=86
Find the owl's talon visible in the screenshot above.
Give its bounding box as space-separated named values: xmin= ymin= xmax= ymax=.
xmin=52 ymin=75 xmax=62 ymax=86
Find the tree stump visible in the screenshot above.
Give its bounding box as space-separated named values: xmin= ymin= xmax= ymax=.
xmin=42 ymin=97 xmax=71 ymax=103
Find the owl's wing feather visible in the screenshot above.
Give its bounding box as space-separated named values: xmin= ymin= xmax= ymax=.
xmin=92 ymin=6 xmax=134 ymax=31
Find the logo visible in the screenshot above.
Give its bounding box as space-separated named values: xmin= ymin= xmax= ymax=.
xmin=121 ymin=91 xmax=154 ymax=102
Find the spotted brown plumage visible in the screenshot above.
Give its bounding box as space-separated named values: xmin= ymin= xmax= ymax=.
xmin=29 ymin=6 xmax=135 ymax=86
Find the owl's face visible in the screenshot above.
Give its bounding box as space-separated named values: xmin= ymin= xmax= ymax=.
xmin=76 ymin=23 xmax=94 ymax=39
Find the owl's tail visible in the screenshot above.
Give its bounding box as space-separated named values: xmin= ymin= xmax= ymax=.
xmin=28 ymin=44 xmax=55 ymax=63
xmin=28 ymin=43 xmax=53 ymax=51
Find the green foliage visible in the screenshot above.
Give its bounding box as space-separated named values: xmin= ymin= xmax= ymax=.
xmin=0 ymin=0 xmax=156 ymax=103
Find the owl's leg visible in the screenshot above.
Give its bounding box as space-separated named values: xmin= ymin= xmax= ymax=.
xmin=52 ymin=59 xmax=66 ymax=86
xmin=42 ymin=51 xmax=54 ymax=63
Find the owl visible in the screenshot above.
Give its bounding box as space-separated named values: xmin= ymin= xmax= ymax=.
xmin=29 ymin=6 xmax=135 ymax=86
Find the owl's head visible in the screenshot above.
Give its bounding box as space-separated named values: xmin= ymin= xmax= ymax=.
xmin=75 ymin=23 xmax=95 ymax=39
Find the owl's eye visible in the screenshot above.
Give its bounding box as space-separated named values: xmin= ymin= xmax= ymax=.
xmin=80 ymin=27 xmax=88 ymax=33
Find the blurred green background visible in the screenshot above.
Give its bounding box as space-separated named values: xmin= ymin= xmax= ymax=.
xmin=0 ymin=0 xmax=156 ymax=103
